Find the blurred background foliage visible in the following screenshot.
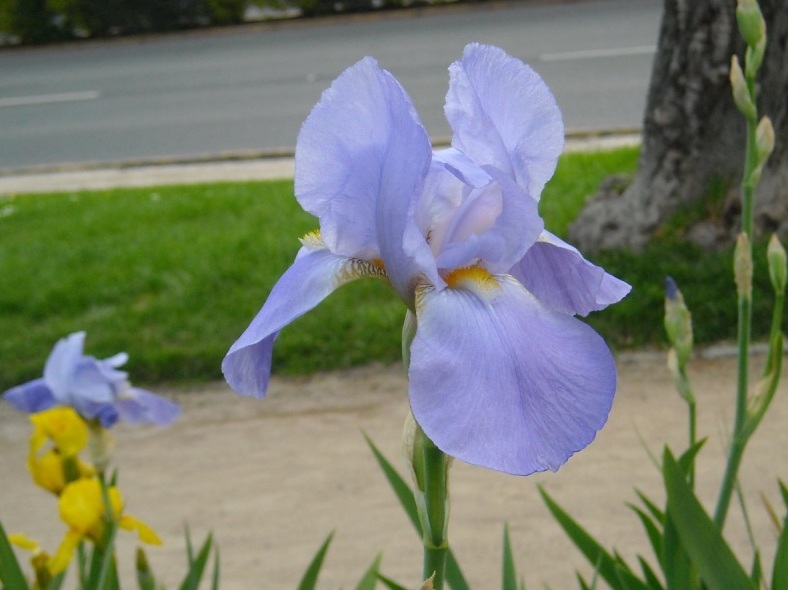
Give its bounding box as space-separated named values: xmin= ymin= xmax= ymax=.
xmin=0 ymin=0 xmax=455 ymax=44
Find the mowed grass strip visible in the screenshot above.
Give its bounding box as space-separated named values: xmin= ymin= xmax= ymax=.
xmin=3 ymin=146 xmax=779 ymax=389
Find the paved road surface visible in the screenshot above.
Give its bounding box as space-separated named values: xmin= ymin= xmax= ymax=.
xmin=0 ymin=0 xmax=661 ymax=171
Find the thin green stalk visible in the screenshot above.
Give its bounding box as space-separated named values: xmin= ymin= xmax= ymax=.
xmin=415 ymin=427 xmax=450 ymax=590
xmin=714 ymin=76 xmax=758 ymax=529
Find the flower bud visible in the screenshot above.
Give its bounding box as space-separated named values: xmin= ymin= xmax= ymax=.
xmin=745 ymin=38 xmax=766 ymax=78
xmin=736 ymin=0 xmax=766 ymax=47
xmin=734 ymin=233 xmax=753 ymax=300
xmin=767 ymin=234 xmax=787 ymax=294
xmin=664 ymin=277 xmax=693 ymax=367
xmin=730 ymin=56 xmax=756 ymax=120
xmin=756 ymin=116 xmax=775 ymax=164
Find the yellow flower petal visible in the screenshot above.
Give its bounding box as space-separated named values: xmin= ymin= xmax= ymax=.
xmin=8 ymin=533 xmax=41 ymax=552
xmin=120 ymin=515 xmax=163 ymax=546
xmin=50 ymin=530 xmax=81 ymax=574
xmin=28 ymin=449 xmax=67 ymax=495
xmin=59 ymin=479 xmax=104 ymax=538
xmin=30 ymin=408 xmax=88 ymax=458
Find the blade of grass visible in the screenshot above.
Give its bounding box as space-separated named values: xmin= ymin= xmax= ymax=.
xmin=377 ymin=573 xmax=411 ymax=590
xmin=502 ymin=524 xmax=518 ymax=590
xmin=0 ymin=520 xmax=30 ymax=590
xmin=662 ymin=448 xmax=754 ymax=590
xmin=539 ymin=486 xmax=648 ymax=590
xmin=354 ymin=554 xmax=382 ymax=590
xmin=179 ymin=532 xmax=214 ymax=590
xmin=771 ymin=481 xmax=788 ymax=590
xmin=296 ymin=531 xmax=334 ymax=590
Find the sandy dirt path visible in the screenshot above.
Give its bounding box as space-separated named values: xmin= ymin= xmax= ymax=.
xmin=1 ymin=351 xmax=786 ymax=589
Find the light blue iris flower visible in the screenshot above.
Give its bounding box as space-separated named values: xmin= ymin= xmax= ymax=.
xmin=223 ymin=43 xmax=630 ymax=475
xmin=4 ymin=332 xmax=180 ymax=428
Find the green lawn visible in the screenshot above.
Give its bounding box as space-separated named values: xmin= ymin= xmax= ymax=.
xmin=1 ymin=146 xmax=781 ymax=390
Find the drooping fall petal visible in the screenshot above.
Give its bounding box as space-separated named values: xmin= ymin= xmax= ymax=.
xmin=510 ymin=231 xmax=632 ymax=317
xmin=409 ymin=272 xmax=617 ymax=475
xmin=223 ymin=245 xmax=387 ymax=397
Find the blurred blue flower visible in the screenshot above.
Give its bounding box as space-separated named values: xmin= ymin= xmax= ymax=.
xmin=223 ymin=43 xmax=630 ymax=475
xmin=4 ymin=332 xmax=180 ymax=428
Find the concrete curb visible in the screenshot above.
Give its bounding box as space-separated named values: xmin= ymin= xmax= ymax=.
xmin=0 ymin=129 xmax=641 ymax=194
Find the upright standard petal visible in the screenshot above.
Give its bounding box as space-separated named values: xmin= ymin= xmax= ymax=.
xmin=510 ymin=231 xmax=632 ymax=317
xmin=296 ymin=56 xmax=430 ymax=262
xmin=222 ymin=245 xmax=386 ymax=397
xmin=445 ymin=43 xmax=564 ymax=199
xmin=408 ymin=272 xmax=617 ymax=475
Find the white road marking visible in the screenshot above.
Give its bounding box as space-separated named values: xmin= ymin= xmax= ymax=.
xmin=540 ymin=45 xmax=657 ymax=62
xmin=0 ymin=90 xmax=101 ymax=108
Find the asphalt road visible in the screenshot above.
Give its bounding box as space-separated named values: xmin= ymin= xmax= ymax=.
xmin=0 ymin=0 xmax=661 ymax=171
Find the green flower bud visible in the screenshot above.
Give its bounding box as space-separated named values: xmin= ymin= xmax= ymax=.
xmin=736 ymin=0 xmax=766 ymax=47
xmin=745 ymin=37 xmax=766 ymax=78
xmin=730 ymin=56 xmax=756 ymax=120
xmin=767 ymin=234 xmax=787 ymax=294
xmin=664 ymin=277 xmax=693 ymax=367
xmin=734 ymin=232 xmax=753 ymax=300
xmin=756 ymin=116 xmax=775 ymax=163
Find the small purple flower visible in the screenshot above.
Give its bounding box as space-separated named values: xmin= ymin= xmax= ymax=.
xmin=4 ymin=332 xmax=180 ymax=428
xmin=223 ymin=43 xmax=630 ymax=475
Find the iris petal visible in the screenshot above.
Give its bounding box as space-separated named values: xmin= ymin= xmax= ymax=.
xmin=511 ymin=231 xmax=632 ymax=316
xmin=223 ymin=246 xmax=385 ymax=397
xmin=409 ymin=274 xmax=617 ymax=475
xmin=43 ymin=332 xmax=85 ymax=401
xmin=3 ymin=378 xmax=56 ymax=413
xmin=296 ymin=56 xmax=431 ymax=264
xmin=116 ymin=388 xmax=181 ymax=425
xmin=445 ymin=43 xmax=564 ymax=199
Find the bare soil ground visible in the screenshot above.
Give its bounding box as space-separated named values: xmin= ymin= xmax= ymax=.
xmin=1 ymin=351 xmax=786 ymax=589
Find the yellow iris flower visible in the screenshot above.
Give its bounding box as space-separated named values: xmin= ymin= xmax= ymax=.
xmin=28 ymin=407 xmax=94 ymax=495
xmin=49 ymin=478 xmax=162 ymax=574
xmin=29 ymin=407 xmax=88 ymax=458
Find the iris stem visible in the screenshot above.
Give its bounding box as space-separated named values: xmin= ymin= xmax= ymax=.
xmin=416 ymin=427 xmax=449 ymax=589
xmin=714 ymin=70 xmax=758 ymax=530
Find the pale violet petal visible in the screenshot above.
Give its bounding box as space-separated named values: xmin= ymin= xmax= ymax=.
xmin=3 ymin=379 xmax=56 ymax=413
xmin=511 ymin=231 xmax=631 ymax=316
xmin=116 ymin=388 xmax=181 ymax=425
xmin=295 ymin=56 xmax=431 ymax=263
xmin=446 ymin=43 xmax=564 ymax=199
xmin=409 ymin=273 xmax=617 ymax=475
xmin=223 ymin=247 xmax=385 ymax=397
xmin=429 ymin=163 xmax=543 ymax=273
xmin=43 ymin=332 xmax=86 ymax=401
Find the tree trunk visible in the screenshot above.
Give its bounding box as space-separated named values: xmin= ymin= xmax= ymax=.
xmin=568 ymin=0 xmax=788 ymax=253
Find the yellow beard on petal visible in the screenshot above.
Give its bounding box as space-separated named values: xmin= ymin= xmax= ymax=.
xmin=444 ymin=266 xmax=501 ymax=295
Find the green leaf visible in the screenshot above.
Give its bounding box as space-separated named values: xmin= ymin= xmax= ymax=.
xmin=296 ymin=531 xmax=334 ymax=590
xmin=502 ymin=524 xmax=518 ymax=590
xmin=45 ymin=572 xmax=66 ymax=590
xmin=179 ymin=532 xmax=214 ymax=590
xmin=0 ymin=520 xmax=30 ymax=590
xmin=771 ymin=481 xmax=788 ymax=590
xmin=539 ymin=487 xmax=647 ymax=590
xmin=136 ymin=548 xmax=157 ymax=590
xmin=636 ymin=556 xmax=663 ymax=590
xmin=376 ymin=573 xmax=410 ymax=590
xmin=628 ymin=505 xmax=663 ymax=565
xmin=210 ymin=545 xmax=220 ymax=590
xmin=354 ymin=554 xmax=382 ymax=590
xmin=662 ymin=448 xmax=754 ymax=590
xmin=364 ymin=434 xmax=469 ymax=590
xmin=364 ymin=434 xmax=421 ymax=534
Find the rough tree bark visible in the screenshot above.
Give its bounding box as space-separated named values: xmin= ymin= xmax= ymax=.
xmin=568 ymin=0 xmax=788 ymax=253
